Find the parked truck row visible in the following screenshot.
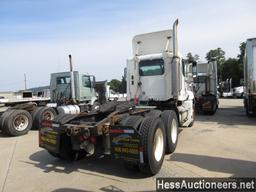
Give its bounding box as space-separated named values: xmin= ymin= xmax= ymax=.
xmin=1 ymin=19 xmax=255 ymax=175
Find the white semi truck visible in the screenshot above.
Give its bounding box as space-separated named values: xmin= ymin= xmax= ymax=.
xmin=127 ymin=20 xmax=194 ymax=127
xmin=244 ymin=38 xmax=256 ymax=116
xmin=192 ymin=61 xmax=218 ymax=114
xmin=39 ymin=19 xmax=194 ymax=175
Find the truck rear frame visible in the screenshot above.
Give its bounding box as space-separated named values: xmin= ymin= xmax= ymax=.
xmin=39 ymin=101 xmax=177 ymax=175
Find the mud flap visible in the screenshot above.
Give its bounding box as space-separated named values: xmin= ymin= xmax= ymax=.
xmin=196 ymin=95 xmax=217 ymax=112
xmin=39 ymin=120 xmax=61 ymax=154
xmin=202 ymin=100 xmax=213 ymax=111
xmin=110 ymin=126 xmax=143 ymax=164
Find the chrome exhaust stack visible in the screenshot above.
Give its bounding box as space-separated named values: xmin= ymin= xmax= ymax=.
xmin=172 ymin=19 xmax=179 ymax=57
xmin=69 ymin=54 xmax=76 ymax=101
xmin=171 ymin=19 xmax=181 ymax=98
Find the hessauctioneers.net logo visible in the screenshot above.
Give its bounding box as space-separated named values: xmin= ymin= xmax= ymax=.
xmin=156 ymin=178 xmax=255 ymax=192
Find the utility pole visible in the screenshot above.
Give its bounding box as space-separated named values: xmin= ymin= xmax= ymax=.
xmin=24 ymin=73 xmax=27 ymax=90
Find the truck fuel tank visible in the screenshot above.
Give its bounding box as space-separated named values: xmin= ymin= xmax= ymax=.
xmin=57 ymin=105 xmax=80 ymax=114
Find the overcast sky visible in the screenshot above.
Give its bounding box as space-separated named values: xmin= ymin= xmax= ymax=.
xmin=0 ymin=0 xmax=255 ymax=91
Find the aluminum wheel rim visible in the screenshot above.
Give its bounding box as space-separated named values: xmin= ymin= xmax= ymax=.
xmin=171 ymin=119 xmax=178 ymax=144
xmin=153 ymin=128 xmax=164 ymax=162
xmin=13 ymin=114 xmax=29 ymax=131
xmin=42 ymin=111 xmax=55 ymax=120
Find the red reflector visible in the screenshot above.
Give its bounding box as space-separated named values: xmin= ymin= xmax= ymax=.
xmin=41 ymin=120 xmax=52 ymax=128
xmin=110 ymin=129 xmax=124 ymax=134
xmin=134 ymin=96 xmax=138 ymax=105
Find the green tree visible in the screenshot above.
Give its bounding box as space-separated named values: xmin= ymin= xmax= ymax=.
xmin=221 ymin=58 xmax=242 ymax=87
xmin=237 ymin=42 xmax=245 ymax=80
xmin=194 ymin=54 xmax=200 ymax=61
xmin=108 ymin=79 xmax=121 ymax=93
xmin=185 ymin=52 xmax=200 ymax=63
xmin=237 ymin=42 xmax=246 ymax=64
xmin=205 ymin=48 xmax=226 ymax=80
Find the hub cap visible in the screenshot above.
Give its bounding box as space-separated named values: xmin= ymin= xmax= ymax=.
xmin=171 ymin=119 xmax=178 ymax=144
xmin=13 ymin=114 xmax=29 ymax=131
xmin=153 ymin=128 xmax=164 ymax=162
xmin=42 ymin=111 xmax=55 ymax=120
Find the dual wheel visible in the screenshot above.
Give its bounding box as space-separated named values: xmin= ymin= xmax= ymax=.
xmin=0 ymin=109 xmax=32 ymax=136
xmin=0 ymin=107 xmax=56 ymax=136
xmin=122 ymin=110 xmax=179 ymax=175
xmin=32 ymin=107 xmax=57 ymax=129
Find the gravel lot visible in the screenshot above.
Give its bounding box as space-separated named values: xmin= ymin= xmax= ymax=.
xmin=0 ymin=99 xmax=256 ymax=192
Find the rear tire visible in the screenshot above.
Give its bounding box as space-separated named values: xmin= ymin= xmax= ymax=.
xmin=0 ymin=110 xmax=16 ymax=135
xmin=121 ymin=115 xmax=143 ymax=130
xmin=146 ymin=110 xmax=162 ymax=117
xmin=4 ymin=110 xmax=32 ymax=136
xmin=33 ymin=107 xmax=57 ymax=129
xmin=139 ymin=117 xmax=166 ymax=175
xmin=161 ymin=110 xmax=178 ymax=154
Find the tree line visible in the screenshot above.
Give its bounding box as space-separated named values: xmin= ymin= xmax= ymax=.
xmin=108 ymin=76 xmax=126 ymax=94
xmin=108 ymin=42 xmax=245 ymax=92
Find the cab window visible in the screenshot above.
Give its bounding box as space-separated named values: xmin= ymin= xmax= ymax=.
xmin=56 ymin=76 xmax=71 ymax=85
xmin=139 ymin=59 xmax=164 ymax=76
xmin=82 ymin=75 xmax=91 ymax=88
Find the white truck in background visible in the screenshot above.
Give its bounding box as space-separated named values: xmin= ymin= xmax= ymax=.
xmin=106 ymin=85 xmax=127 ymax=101
xmin=233 ymin=86 xmax=244 ymax=98
xmin=192 ymin=61 xmax=218 ymax=114
xmin=244 ymin=38 xmax=256 ymax=116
